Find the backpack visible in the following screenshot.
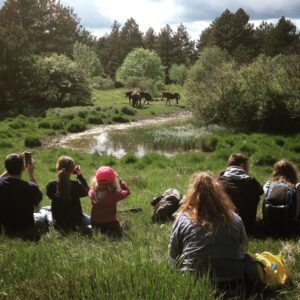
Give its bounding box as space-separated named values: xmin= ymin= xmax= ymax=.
xmin=246 ymin=252 xmax=289 ymax=291
xmin=263 ymin=181 xmax=297 ymax=234
xmin=151 ymin=188 xmax=182 ymax=222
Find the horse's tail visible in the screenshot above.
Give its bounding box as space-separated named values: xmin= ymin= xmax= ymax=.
xmin=177 ymin=93 xmax=181 ymax=100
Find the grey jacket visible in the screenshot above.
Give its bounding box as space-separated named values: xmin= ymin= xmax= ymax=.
xmin=168 ymin=212 xmax=248 ymax=282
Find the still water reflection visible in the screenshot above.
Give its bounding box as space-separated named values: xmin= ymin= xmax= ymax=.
xmin=58 ymin=112 xmax=193 ymax=158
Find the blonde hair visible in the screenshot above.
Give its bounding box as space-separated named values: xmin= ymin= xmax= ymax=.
xmin=272 ymin=159 xmax=298 ymax=184
xmin=90 ymin=177 xmax=121 ymax=193
xmin=178 ymin=171 xmax=235 ymax=230
xmin=55 ymin=156 xmax=75 ymax=200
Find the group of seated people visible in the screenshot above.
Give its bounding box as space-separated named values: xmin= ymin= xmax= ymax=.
xmin=0 ymin=153 xmax=131 ymax=239
xmin=0 ymin=151 xmax=299 ymax=293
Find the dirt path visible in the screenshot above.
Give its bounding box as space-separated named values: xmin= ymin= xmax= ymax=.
xmin=49 ymin=111 xmax=192 ymax=148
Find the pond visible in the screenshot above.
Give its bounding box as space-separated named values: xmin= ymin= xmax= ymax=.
xmin=53 ymin=112 xmax=195 ymax=158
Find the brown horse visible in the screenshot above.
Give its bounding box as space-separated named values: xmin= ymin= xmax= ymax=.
xmin=140 ymin=91 xmax=153 ymax=105
xmin=125 ymin=91 xmax=133 ymax=106
xmin=162 ymin=92 xmax=180 ymax=105
xmin=131 ymin=91 xmax=142 ymax=108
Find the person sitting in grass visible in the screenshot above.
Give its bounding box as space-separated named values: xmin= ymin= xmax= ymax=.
xmin=89 ymin=166 xmax=130 ymax=237
xmin=0 ymin=153 xmax=48 ymax=241
xmin=218 ymin=153 xmax=263 ymax=235
xmin=46 ymin=156 xmax=91 ymax=233
xmin=263 ymin=159 xmax=300 ymax=235
xmin=168 ymin=171 xmax=248 ymax=289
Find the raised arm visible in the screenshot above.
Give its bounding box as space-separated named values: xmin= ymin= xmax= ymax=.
xmin=115 ymin=179 xmax=131 ymax=201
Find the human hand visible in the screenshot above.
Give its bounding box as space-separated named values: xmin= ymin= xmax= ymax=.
xmin=27 ymin=159 xmax=35 ymax=176
xmin=73 ymin=165 xmax=82 ymax=176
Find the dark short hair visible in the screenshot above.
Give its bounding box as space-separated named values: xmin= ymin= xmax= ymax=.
xmin=5 ymin=153 xmax=24 ymax=176
xmin=227 ymin=153 xmax=248 ymax=167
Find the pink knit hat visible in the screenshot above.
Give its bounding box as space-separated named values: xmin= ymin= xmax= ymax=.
xmin=95 ymin=166 xmax=116 ymax=182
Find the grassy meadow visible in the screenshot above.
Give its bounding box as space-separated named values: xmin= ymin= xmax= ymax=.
xmin=0 ymin=87 xmax=300 ymax=299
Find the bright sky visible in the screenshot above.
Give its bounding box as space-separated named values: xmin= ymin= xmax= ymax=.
xmin=0 ymin=0 xmax=299 ymax=40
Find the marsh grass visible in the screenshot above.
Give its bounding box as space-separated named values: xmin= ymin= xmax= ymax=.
xmin=0 ymin=89 xmax=300 ymax=299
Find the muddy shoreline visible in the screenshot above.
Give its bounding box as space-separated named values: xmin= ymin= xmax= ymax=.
xmin=49 ymin=111 xmax=193 ymax=149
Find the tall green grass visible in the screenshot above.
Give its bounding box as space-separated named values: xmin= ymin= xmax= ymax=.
xmin=0 ymin=89 xmax=300 ymax=299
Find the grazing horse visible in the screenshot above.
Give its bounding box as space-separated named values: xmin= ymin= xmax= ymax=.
xmin=125 ymin=91 xmax=133 ymax=106
xmin=131 ymin=91 xmax=142 ymax=108
xmin=140 ymin=91 xmax=153 ymax=105
xmin=162 ymin=92 xmax=180 ymax=105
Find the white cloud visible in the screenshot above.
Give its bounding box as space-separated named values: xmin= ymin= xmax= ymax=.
xmin=94 ymin=0 xmax=183 ymax=33
xmin=1 ymin=0 xmax=299 ymax=40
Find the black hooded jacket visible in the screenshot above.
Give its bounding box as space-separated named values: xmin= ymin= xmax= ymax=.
xmin=218 ymin=166 xmax=263 ymax=234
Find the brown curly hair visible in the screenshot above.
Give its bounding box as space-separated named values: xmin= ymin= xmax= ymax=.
xmin=178 ymin=171 xmax=236 ymax=231
xmin=272 ymin=159 xmax=298 ymax=184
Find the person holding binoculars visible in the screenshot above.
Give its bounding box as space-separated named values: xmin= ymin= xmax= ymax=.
xmin=0 ymin=152 xmax=47 ymax=241
xmin=46 ymin=155 xmax=91 ymax=233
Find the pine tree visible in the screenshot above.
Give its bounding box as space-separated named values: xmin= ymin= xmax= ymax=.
xmin=156 ymin=25 xmax=176 ymax=83
xmin=173 ymin=23 xmax=195 ymax=66
xmin=144 ymin=27 xmax=157 ymax=50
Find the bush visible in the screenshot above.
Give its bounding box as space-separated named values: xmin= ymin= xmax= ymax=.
xmin=91 ymin=77 xmax=115 ymax=90
xmin=24 ymin=136 xmax=42 ymax=148
xmin=238 ymin=144 xmax=257 ymax=156
xmin=87 ymin=115 xmax=103 ymax=125
xmin=122 ymin=153 xmax=138 ymax=164
xmin=50 ymin=120 xmax=64 ymax=130
xmin=274 ymin=137 xmax=285 ymax=147
xmin=38 ymin=120 xmax=51 ymax=129
xmin=112 ymin=115 xmax=129 ymax=123
xmin=186 ymin=49 xmax=300 ymax=132
xmin=77 ymin=111 xmax=88 ymax=118
xmin=253 ymin=152 xmax=277 ymax=166
xmin=9 ymin=119 xmax=26 ymax=129
xmin=121 ymin=106 xmax=136 ymax=116
xmin=201 ymin=136 xmax=218 ymax=152
xmin=66 ymin=119 xmax=86 ymax=133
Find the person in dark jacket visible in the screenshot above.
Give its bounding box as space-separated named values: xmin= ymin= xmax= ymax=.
xmin=218 ymin=153 xmax=263 ymax=235
xmin=0 ymin=153 xmax=46 ymax=240
xmin=46 ymin=156 xmax=90 ymax=232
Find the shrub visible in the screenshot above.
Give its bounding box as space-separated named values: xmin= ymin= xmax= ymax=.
xmin=24 ymin=136 xmax=42 ymax=148
xmin=78 ymin=111 xmax=87 ymax=118
xmin=38 ymin=120 xmax=51 ymax=129
xmin=101 ymin=155 xmax=117 ymax=166
xmin=87 ymin=115 xmax=103 ymax=125
xmin=201 ymin=136 xmax=218 ymax=152
xmin=66 ymin=119 xmax=86 ymax=133
xmin=186 ymin=49 xmax=300 ymax=132
xmin=50 ymin=120 xmax=64 ymax=130
xmin=91 ymin=77 xmax=115 ymax=90
xmin=274 ymin=137 xmax=285 ymax=147
xmin=239 ymin=144 xmax=256 ymax=156
xmin=9 ymin=119 xmax=26 ymax=129
xmin=122 ymin=153 xmax=138 ymax=164
xmin=112 ymin=115 xmax=129 ymax=123
xmin=121 ymin=106 xmax=136 ymax=116
xmin=253 ymin=152 xmax=277 ymax=166
xmin=169 ymin=64 xmax=188 ymax=85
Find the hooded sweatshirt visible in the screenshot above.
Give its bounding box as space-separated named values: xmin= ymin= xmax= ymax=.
xmin=219 ymin=166 xmax=263 ymax=234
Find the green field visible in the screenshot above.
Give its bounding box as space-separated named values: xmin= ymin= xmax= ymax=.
xmin=0 ymin=88 xmax=300 ymax=299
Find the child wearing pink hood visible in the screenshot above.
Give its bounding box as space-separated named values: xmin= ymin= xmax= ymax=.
xmin=89 ymin=166 xmax=130 ymax=236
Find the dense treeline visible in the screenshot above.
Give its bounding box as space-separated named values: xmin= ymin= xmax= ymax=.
xmin=0 ymin=0 xmax=299 ymax=121
xmin=197 ymin=9 xmax=299 ymax=63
